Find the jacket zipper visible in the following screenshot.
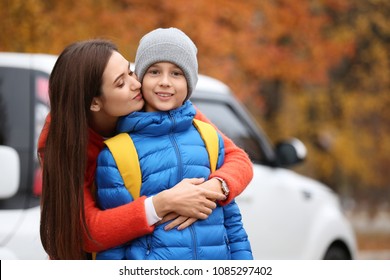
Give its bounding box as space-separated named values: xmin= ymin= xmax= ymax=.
xmin=168 ymin=113 xmax=183 ymax=181
xmin=168 ymin=112 xmax=197 ymax=259
xmin=190 ymin=225 xmax=198 ymax=259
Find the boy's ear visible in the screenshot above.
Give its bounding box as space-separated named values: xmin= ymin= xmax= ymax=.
xmin=90 ymin=97 xmax=102 ymax=112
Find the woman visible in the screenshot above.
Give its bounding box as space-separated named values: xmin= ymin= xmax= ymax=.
xmin=39 ymin=39 xmax=253 ymax=260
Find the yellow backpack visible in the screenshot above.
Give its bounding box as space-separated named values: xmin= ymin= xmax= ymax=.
xmin=103 ymin=119 xmax=219 ymax=199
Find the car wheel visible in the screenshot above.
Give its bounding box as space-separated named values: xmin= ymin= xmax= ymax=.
xmin=323 ymin=242 xmax=352 ymax=260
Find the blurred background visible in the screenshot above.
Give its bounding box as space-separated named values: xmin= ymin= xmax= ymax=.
xmin=1 ymin=0 xmax=389 ymax=257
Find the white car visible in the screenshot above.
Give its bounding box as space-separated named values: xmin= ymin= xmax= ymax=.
xmin=0 ymin=52 xmax=357 ymax=260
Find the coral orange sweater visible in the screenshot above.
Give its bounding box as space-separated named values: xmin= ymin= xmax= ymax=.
xmin=38 ymin=108 xmax=253 ymax=252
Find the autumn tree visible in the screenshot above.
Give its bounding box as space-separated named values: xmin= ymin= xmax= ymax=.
xmin=324 ymin=0 xmax=390 ymax=202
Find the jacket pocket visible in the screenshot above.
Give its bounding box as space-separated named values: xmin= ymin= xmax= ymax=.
xmin=143 ymin=235 xmax=152 ymax=260
xmin=224 ymin=235 xmax=232 ymax=259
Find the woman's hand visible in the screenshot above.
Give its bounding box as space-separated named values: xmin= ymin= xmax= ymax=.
xmin=153 ymin=178 xmax=226 ymax=231
xmin=153 ymin=178 xmax=226 ymax=220
xmin=158 ymin=213 xmax=197 ymax=231
xmin=197 ymin=178 xmax=223 ymax=194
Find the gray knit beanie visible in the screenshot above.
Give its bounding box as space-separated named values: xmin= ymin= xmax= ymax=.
xmin=135 ymin=27 xmax=198 ymax=101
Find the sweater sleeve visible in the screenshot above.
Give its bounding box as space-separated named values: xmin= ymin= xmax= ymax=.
xmin=194 ymin=108 xmax=254 ymax=206
xmin=83 ymin=185 xmax=154 ymax=252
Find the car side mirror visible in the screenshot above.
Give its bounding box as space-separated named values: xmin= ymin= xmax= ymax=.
xmin=275 ymin=138 xmax=307 ymax=167
xmin=0 ymin=145 xmax=20 ymax=198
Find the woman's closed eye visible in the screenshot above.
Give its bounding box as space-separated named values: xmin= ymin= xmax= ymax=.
xmin=117 ymin=70 xmax=135 ymax=88
xmin=116 ymin=76 xmax=125 ymax=88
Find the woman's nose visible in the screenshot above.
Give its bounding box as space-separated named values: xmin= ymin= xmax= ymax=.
xmin=130 ymin=77 xmax=141 ymax=90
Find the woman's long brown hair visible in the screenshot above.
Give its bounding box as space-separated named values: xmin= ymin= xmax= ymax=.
xmin=40 ymin=39 xmax=118 ymax=259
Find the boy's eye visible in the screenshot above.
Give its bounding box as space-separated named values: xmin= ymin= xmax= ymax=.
xmin=148 ymin=69 xmax=159 ymax=75
xmin=128 ymin=70 xmax=134 ymax=76
xmin=172 ymin=71 xmax=183 ymax=76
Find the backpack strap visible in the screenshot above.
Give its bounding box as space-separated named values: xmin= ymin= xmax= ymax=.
xmin=104 ymin=133 xmax=141 ymax=199
xmin=193 ymin=119 xmax=219 ymax=173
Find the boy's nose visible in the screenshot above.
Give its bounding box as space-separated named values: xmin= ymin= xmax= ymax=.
xmin=159 ymin=74 xmax=172 ymax=87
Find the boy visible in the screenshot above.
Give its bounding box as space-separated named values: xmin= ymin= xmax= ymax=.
xmin=95 ymin=28 xmax=252 ymax=260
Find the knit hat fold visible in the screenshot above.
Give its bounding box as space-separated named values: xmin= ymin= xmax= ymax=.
xmin=135 ymin=27 xmax=198 ymax=101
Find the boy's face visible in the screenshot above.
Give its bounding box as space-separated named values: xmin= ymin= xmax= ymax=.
xmin=142 ymin=62 xmax=188 ymax=112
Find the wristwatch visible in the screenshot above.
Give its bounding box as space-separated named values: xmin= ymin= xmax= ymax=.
xmin=215 ymin=177 xmax=230 ymax=198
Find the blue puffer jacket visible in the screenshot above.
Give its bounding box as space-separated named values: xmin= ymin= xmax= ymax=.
xmin=95 ymin=101 xmax=252 ymax=260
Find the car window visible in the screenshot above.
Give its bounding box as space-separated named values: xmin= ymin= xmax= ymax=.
xmin=0 ymin=67 xmax=31 ymax=149
xmin=192 ymin=99 xmax=265 ymax=163
xmin=0 ymin=88 xmax=6 ymax=146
